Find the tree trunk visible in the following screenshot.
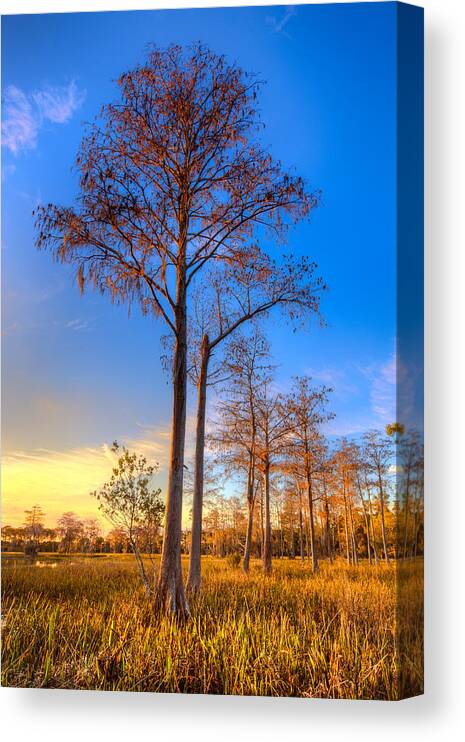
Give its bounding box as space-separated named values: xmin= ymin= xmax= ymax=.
xmin=243 ymin=497 xmax=255 ymax=573
xmin=279 ymin=510 xmax=284 ymax=557
xmin=298 ymin=489 xmax=304 ymax=562
xmin=359 ymin=495 xmax=372 ymax=566
xmin=337 ymin=516 xmax=344 ymax=560
xmin=306 ymin=471 xmax=318 ymax=572
xmin=263 ymin=462 xmax=272 ymax=574
xmin=155 ymin=275 xmax=190 ymax=618
xmin=289 ymin=518 xmax=295 ymax=559
xmin=130 ymin=539 xmax=152 ymax=598
xmin=348 ymin=502 xmax=358 ymax=566
xmin=378 ymin=474 xmax=390 ymax=564
xmin=365 ymin=478 xmax=379 ymax=565
xmin=260 ymin=481 xmax=265 ymax=559
xmin=402 ymin=466 xmax=411 ymax=559
xmin=343 ymin=486 xmax=351 ymax=564
xmin=324 ymin=482 xmax=333 ymax=563
xmin=411 ymin=485 xmax=420 ymax=557
xmin=186 ymin=334 xmax=210 ymax=593
xmin=243 ymin=455 xmax=256 ymax=574
xmin=305 ymin=513 xmax=310 ymax=561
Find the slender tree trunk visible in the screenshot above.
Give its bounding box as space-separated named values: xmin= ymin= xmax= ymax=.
xmin=130 ymin=539 xmax=152 ymax=598
xmin=289 ymin=513 xmax=295 ymax=559
xmin=411 ymin=485 xmax=420 ymax=558
xmin=243 ymin=458 xmax=256 ymax=574
xmin=260 ymin=480 xmax=265 ymax=559
xmin=348 ymin=502 xmax=358 ymax=566
xmin=365 ymin=478 xmax=379 ymax=565
xmin=365 ymin=513 xmax=372 ymax=565
xmin=298 ymin=489 xmax=304 ymax=562
xmin=323 ymin=482 xmax=333 ymax=563
xmin=343 ymin=481 xmax=351 ymax=564
xmin=306 ymin=471 xmax=318 ymax=572
xmin=243 ymin=497 xmax=255 ymax=573
xmin=279 ymin=509 xmax=284 ymax=558
xmin=263 ymin=461 xmax=272 ymax=574
xmin=187 ymin=335 xmax=210 ymax=593
xmin=378 ymin=473 xmax=390 ymax=563
xmin=305 ymin=513 xmax=310 ymax=561
xmin=338 ymin=516 xmax=344 ymax=560
xmin=413 ymin=496 xmax=421 ymax=558
xmin=359 ymin=494 xmax=372 ymax=565
xmin=155 ymin=274 xmax=190 ymax=618
xmin=243 ymin=379 xmax=257 ymax=572
xmin=402 ymin=467 xmax=411 ymax=559
xmin=356 ymin=476 xmax=371 ymax=564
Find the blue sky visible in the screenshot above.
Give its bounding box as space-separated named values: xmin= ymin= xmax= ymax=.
xmin=2 ymin=3 xmax=402 ymax=524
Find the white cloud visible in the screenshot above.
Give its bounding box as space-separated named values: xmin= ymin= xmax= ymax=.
xmin=1 ymin=86 xmax=37 ymax=153
xmin=305 ymin=366 xmax=359 ymax=397
xmin=33 ymin=80 xmax=86 ymax=124
xmin=63 ymin=318 xmax=92 ymax=332
xmin=2 ymin=80 xmax=85 ymax=154
xmin=371 ymin=354 xmax=396 ymax=421
xmin=359 ymin=352 xmax=397 ymax=425
xmin=266 ymin=6 xmax=297 ymax=39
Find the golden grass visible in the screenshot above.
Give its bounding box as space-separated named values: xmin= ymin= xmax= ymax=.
xmin=1 ymin=555 xmax=423 ymax=699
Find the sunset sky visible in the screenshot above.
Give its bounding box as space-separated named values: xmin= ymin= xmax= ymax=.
xmin=2 ymin=3 xmax=405 ymax=529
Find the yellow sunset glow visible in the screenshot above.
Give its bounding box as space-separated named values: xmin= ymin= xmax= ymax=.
xmin=2 ymin=445 xmax=117 ymax=527
xmin=1 ymin=422 xmax=196 ymax=529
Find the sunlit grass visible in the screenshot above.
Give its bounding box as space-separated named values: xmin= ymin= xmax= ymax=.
xmin=1 ymin=554 xmax=423 ymax=699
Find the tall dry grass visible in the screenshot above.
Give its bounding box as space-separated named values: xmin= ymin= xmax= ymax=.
xmin=1 ymin=555 xmax=423 ymax=699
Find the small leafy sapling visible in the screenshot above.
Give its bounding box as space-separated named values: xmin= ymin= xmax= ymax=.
xmin=91 ymin=441 xmax=164 ymax=597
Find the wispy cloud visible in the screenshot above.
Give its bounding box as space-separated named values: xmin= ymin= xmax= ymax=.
xmin=359 ymin=352 xmax=396 ymax=425
xmin=1 ymin=87 xmax=37 ymax=153
xmin=266 ymin=5 xmax=297 ymax=39
xmin=2 ymin=316 xmax=92 ymax=337
xmin=62 ymin=318 xmax=93 ymax=332
xmin=33 ymin=82 xmax=86 ymax=124
xmin=4 ymin=283 xmax=65 ymax=306
xmin=305 ymin=366 xmax=359 ymax=397
xmin=2 ymin=80 xmax=85 ymax=154
xmin=304 ymin=354 xmax=399 ymax=438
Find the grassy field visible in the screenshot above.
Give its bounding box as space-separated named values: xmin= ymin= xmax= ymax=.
xmin=1 ymin=554 xmax=423 ymax=699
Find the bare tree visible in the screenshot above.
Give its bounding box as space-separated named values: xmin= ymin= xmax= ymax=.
xmin=285 ymin=377 xmax=333 ymax=572
xmin=23 ymin=505 xmax=45 ymax=557
xmin=57 ymin=512 xmax=84 ymax=554
xmin=410 ymin=441 xmax=424 ymax=558
xmin=185 ymin=252 xmax=323 ymax=590
xmin=332 ymin=440 xmax=363 ymax=565
xmin=363 ymin=431 xmax=393 ymax=563
xmin=320 ymin=458 xmax=334 ymax=563
xmin=397 ymin=431 xmax=422 ymax=559
xmin=254 ymin=379 xmax=291 ymax=574
xmin=82 ymin=518 xmax=102 ymax=553
xmin=35 ymin=44 xmax=318 ymax=615
xmin=210 ymin=330 xmax=271 ymax=575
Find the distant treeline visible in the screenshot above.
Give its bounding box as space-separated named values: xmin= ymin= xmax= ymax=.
xmin=1 ymin=510 xmax=157 ymax=556
xmin=2 ymin=431 xmax=424 ymax=563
